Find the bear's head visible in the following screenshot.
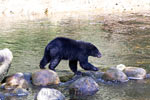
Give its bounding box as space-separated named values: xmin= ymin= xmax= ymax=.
xmin=87 ymin=43 xmax=101 ymax=58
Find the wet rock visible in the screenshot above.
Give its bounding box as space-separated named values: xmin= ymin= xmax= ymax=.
xmin=0 ymin=48 xmax=13 ymax=82
xmin=102 ymin=67 xmax=128 ymax=82
xmin=4 ymin=88 xmax=29 ymax=97
xmin=81 ymin=71 xmax=104 ymax=79
xmin=59 ymin=74 xmax=74 ymax=82
xmin=36 ymin=88 xmax=65 ymax=100
xmin=0 ymin=92 xmax=5 ymax=100
xmin=12 ymin=88 xmax=29 ymax=96
xmin=59 ymin=71 xmax=105 ymax=87
xmin=23 ymin=72 xmax=32 ymax=84
xmin=85 ymin=71 xmax=105 ymax=79
xmin=124 ymin=67 xmax=146 ymax=79
xmin=32 ymin=69 xmax=60 ymax=86
xmin=2 ymin=73 xmax=29 ymax=90
xmin=69 ymin=77 xmax=99 ymax=97
xmin=146 ymin=74 xmax=150 ymax=79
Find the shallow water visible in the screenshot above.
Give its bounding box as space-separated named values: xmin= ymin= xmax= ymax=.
xmin=0 ymin=16 xmax=150 ymax=100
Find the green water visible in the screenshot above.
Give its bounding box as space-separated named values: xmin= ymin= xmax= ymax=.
xmin=0 ymin=16 xmax=150 ymax=100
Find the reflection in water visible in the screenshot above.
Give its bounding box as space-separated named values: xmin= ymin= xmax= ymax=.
xmin=0 ymin=16 xmax=150 ymax=100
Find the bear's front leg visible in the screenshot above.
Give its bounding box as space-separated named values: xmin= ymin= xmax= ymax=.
xmin=40 ymin=56 xmax=50 ymax=69
xmin=79 ymin=57 xmax=99 ymax=71
xmin=49 ymin=57 xmax=61 ymax=71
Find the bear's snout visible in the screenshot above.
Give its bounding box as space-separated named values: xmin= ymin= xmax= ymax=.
xmin=97 ymin=53 xmax=102 ymax=58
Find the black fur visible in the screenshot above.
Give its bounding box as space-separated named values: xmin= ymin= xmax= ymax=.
xmin=40 ymin=37 xmax=101 ymax=74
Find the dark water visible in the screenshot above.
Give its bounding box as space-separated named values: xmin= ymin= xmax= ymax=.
xmin=0 ymin=16 xmax=150 ymax=100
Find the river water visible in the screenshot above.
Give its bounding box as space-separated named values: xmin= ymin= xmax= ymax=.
xmin=0 ymin=15 xmax=150 ymax=100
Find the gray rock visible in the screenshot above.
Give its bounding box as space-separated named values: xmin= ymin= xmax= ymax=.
xmin=23 ymin=72 xmax=32 ymax=84
xmin=102 ymin=67 xmax=128 ymax=82
xmin=35 ymin=88 xmax=65 ymax=100
xmin=69 ymin=77 xmax=99 ymax=97
xmin=82 ymin=71 xmax=105 ymax=79
xmin=0 ymin=48 xmax=13 ymax=82
xmin=124 ymin=67 xmax=146 ymax=80
xmin=0 ymin=92 xmax=5 ymax=100
xmin=12 ymin=88 xmax=29 ymax=96
xmin=4 ymin=88 xmax=29 ymax=97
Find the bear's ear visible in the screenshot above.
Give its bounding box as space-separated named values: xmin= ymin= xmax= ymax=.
xmin=88 ymin=43 xmax=96 ymax=50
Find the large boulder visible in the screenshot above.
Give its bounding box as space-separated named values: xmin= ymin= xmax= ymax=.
xmin=102 ymin=67 xmax=128 ymax=82
xmin=0 ymin=48 xmax=13 ymax=82
xmin=32 ymin=69 xmax=60 ymax=86
xmin=36 ymin=88 xmax=65 ymax=100
xmin=124 ymin=67 xmax=146 ymax=79
xmin=69 ymin=77 xmax=99 ymax=97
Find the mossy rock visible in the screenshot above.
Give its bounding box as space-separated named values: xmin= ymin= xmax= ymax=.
xmin=59 ymin=74 xmax=74 ymax=82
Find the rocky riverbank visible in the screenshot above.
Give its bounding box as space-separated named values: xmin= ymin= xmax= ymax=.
xmin=0 ymin=64 xmax=150 ymax=99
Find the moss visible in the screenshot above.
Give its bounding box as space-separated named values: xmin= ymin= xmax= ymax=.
xmin=59 ymin=74 xmax=74 ymax=82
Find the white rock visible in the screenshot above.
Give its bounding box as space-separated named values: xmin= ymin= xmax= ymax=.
xmin=36 ymin=88 xmax=65 ymax=100
xmin=116 ymin=64 xmax=126 ymax=71
xmin=0 ymin=48 xmax=13 ymax=81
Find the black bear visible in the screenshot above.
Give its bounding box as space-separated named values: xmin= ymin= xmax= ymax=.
xmin=40 ymin=37 xmax=101 ymax=74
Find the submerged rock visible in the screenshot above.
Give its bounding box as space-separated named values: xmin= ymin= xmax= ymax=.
xmin=0 ymin=48 xmax=13 ymax=82
xmin=2 ymin=73 xmax=29 ymax=90
xmin=0 ymin=92 xmax=5 ymax=100
xmin=59 ymin=71 xmax=105 ymax=87
xmin=102 ymin=67 xmax=128 ymax=82
xmin=32 ymin=69 xmax=60 ymax=86
xmin=124 ymin=67 xmax=146 ymax=80
xmin=81 ymin=71 xmax=105 ymax=79
xmin=69 ymin=77 xmax=99 ymax=97
xmin=36 ymin=88 xmax=65 ymax=100
xmin=4 ymin=88 xmax=29 ymax=97
xmin=12 ymin=88 xmax=29 ymax=96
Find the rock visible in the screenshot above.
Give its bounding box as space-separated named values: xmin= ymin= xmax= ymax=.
xmin=102 ymin=67 xmax=128 ymax=82
xmin=146 ymin=74 xmax=150 ymax=79
xmin=0 ymin=48 xmax=13 ymax=82
xmin=59 ymin=71 xmax=105 ymax=87
xmin=36 ymin=88 xmax=65 ymax=100
xmin=69 ymin=77 xmax=99 ymax=97
xmin=2 ymin=73 xmax=29 ymax=90
xmin=23 ymin=72 xmax=32 ymax=84
xmin=4 ymin=88 xmax=29 ymax=97
xmin=81 ymin=71 xmax=104 ymax=79
xmin=59 ymin=74 xmax=74 ymax=82
xmin=32 ymin=69 xmax=60 ymax=86
xmin=0 ymin=92 xmax=5 ymax=100
xmin=124 ymin=67 xmax=146 ymax=80
xmin=12 ymin=88 xmax=29 ymax=96
xmin=116 ymin=64 xmax=126 ymax=71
